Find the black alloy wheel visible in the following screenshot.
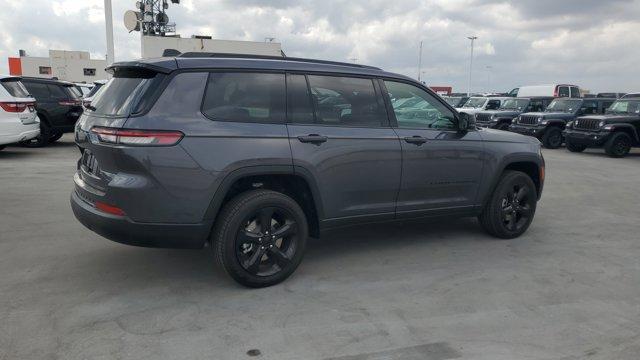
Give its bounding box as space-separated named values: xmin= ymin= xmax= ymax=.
xmin=542 ymin=127 xmax=563 ymax=149
xmin=235 ymin=207 xmax=299 ymax=277
xmin=605 ymin=132 xmax=631 ymax=158
xmin=479 ymin=170 xmax=537 ymax=239
xmin=214 ymin=190 xmax=308 ymax=288
xmin=499 ymin=183 xmax=534 ymax=233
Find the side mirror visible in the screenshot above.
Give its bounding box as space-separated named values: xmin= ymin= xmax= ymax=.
xmin=458 ymin=113 xmax=473 ymax=131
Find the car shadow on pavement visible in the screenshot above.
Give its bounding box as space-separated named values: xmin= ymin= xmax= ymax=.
xmin=0 ymin=149 xmax=33 ymax=159
xmin=74 ymin=217 xmax=488 ymax=291
xmin=306 ymin=217 xmax=486 ymax=260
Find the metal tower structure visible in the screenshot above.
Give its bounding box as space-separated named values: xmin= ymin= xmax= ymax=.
xmin=136 ymin=0 xmax=179 ymax=36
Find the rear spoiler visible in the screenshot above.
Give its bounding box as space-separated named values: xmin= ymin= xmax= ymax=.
xmin=105 ymin=59 xmax=177 ymax=75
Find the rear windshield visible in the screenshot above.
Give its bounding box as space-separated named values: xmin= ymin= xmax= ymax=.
xmin=88 ymin=70 xmax=160 ymax=117
xmin=1 ymin=78 xmax=30 ymax=98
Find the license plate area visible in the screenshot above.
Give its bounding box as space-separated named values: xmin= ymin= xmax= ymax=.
xmin=81 ymin=150 xmax=98 ymax=175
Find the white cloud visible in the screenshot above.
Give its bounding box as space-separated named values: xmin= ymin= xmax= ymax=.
xmin=0 ymin=0 xmax=639 ymax=92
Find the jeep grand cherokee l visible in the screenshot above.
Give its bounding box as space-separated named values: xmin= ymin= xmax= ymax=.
xmin=71 ymin=54 xmax=545 ymax=287
xmin=564 ymin=97 xmax=640 ymax=157
xmin=510 ymin=98 xmax=615 ymax=148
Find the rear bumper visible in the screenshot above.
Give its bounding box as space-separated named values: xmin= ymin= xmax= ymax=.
xmin=0 ymin=125 xmax=40 ymax=145
xmin=510 ymin=124 xmax=544 ymax=138
xmin=563 ymin=129 xmax=611 ymax=147
xmin=70 ymin=189 xmax=211 ymax=249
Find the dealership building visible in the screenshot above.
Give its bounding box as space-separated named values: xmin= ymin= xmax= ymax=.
xmin=8 ymin=50 xmax=108 ymax=83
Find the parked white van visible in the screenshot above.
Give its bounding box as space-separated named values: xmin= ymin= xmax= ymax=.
xmin=518 ymin=84 xmax=581 ymax=98
xmin=457 ymin=97 xmax=510 ymax=116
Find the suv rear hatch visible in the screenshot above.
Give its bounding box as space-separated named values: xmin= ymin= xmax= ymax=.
xmin=75 ymin=66 xmax=170 ymax=201
xmin=0 ymin=77 xmax=37 ymax=123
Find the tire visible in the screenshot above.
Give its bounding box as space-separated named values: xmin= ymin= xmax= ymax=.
xmin=604 ymin=132 xmax=632 ymax=158
xmin=497 ymin=122 xmax=510 ymax=131
xmin=479 ymin=170 xmax=537 ymax=239
xmin=20 ymin=118 xmax=50 ymax=148
xmin=49 ymin=132 xmax=63 ymax=143
xmin=565 ymin=140 xmax=586 ymax=153
xmin=542 ymin=127 xmax=563 ymax=149
xmin=213 ymin=189 xmax=308 ymax=288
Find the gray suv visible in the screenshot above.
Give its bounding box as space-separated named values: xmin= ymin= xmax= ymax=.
xmin=71 ymin=54 xmax=545 ymax=287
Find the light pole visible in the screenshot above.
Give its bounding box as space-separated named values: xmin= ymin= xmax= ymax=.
xmin=486 ymin=65 xmax=492 ymax=92
xmin=104 ymin=0 xmax=115 ymax=68
xmin=467 ymin=36 xmax=477 ymax=96
xmin=417 ymin=40 xmax=423 ymax=82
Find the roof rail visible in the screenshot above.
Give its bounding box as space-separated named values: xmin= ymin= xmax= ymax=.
xmin=176 ymin=52 xmax=381 ymax=70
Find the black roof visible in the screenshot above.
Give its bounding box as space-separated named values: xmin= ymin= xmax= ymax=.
xmin=107 ymin=54 xmax=413 ymax=81
xmin=20 ymin=76 xmax=75 ymax=86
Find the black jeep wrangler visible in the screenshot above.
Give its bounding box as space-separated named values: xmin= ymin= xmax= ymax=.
xmin=510 ymin=98 xmax=615 ymax=148
xmin=475 ymin=97 xmax=553 ymax=130
xmin=563 ymin=97 xmax=640 ymax=157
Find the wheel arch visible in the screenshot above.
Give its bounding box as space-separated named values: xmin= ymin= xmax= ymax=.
xmin=204 ymin=166 xmax=323 ymax=238
xmin=482 ymin=155 xmax=544 ymax=207
xmin=609 ymin=125 xmax=639 ymax=143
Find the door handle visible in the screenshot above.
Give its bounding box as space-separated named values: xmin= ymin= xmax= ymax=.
xmin=298 ymin=134 xmax=328 ymax=144
xmin=403 ymin=136 xmax=427 ymax=145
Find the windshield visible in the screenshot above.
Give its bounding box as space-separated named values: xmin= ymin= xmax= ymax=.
xmin=608 ymin=100 xmax=640 ymax=114
xmin=462 ymin=97 xmax=486 ymax=108
xmin=500 ymin=99 xmax=529 ymax=110
xmin=0 ymin=78 xmax=30 ymax=98
xmin=545 ymin=99 xmax=582 ymax=113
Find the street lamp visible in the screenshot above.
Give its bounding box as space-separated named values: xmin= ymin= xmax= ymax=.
xmin=104 ymin=0 xmax=115 ymax=68
xmin=467 ymin=36 xmax=477 ymax=96
xmin=417 ymin=40 xmax=423 ymax=82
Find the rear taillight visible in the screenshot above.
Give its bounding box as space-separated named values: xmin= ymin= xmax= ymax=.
xmin=0 ymin=102 xmax=33 ymax=113
xmin=91 ymin=127 xmax=184 ymax=146
xmin=59 ymin=99 xmax=82 ymax=106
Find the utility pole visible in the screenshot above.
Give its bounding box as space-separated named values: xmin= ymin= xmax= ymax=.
xmin=417 ymin=40 xmax=423 ymax=82
xmin=467 ymin=36 xmax=477 ymax=96
xmin=104 ymin=0 xmax=115 ymax=69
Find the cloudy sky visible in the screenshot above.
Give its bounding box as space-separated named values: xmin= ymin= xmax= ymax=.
xmin=1 ymin=0 xmax=639 ymax=93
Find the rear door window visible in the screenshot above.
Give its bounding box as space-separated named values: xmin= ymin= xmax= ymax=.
xmin=202 ymin=72 xmax=286 ymax=124
xmin=287 ymin=74 xmax=315 ymax=124
xmin=1 ymin=79 xmax=30 ymax=98
xmin=558 ymin=86 xmax=570 ymax=97
xmin=307 ymin=75 xmax=387 ymax=127
xmin=570 ymin=87 xmax=580 ymax=98
xmin=89 ymin=70 xmax=162 ymax=117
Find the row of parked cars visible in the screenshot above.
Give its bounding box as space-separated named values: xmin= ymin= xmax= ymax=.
xmin=0 ymin=75 xmax=106 ymax=150
xmin=442 ymin=86 xmax=640 ymax=158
